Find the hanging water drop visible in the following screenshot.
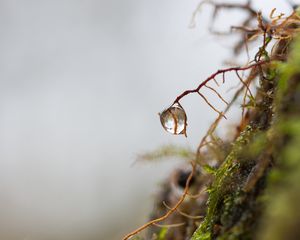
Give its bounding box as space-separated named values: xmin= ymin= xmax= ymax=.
xmin=159 ymin=103 xmax=187 ymax=136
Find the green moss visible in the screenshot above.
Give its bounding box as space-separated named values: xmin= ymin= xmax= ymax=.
xmin=192 ymin=126 xmax=263 ymax=240
xmin=192 ymin=129 xmax=271 ymax=240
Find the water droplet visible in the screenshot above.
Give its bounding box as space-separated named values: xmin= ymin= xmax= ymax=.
xmin=160 ymin=103 xmax=187 ymax=135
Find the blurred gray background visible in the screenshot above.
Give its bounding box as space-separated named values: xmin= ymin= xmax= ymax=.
xmin=0 ymin=0 xmax=294 ymax=239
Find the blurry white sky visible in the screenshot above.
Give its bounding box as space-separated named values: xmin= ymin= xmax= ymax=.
xmin=0 ymin=0 xmax=296 ymax=239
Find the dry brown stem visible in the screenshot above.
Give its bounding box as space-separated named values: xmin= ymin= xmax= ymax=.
xmin=122 ymin=162 xmax=196 ymax=240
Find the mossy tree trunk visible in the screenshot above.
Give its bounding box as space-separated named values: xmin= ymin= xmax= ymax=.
xmin=192 ymin=37 xmax=300 ymax=240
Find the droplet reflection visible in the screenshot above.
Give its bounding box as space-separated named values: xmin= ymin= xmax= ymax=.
xmin=160 ymin=103 xmax=187 ymax=135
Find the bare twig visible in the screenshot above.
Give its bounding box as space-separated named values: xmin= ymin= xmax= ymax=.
xmin=198 ymin=92 xmax=227 ymax=119
xmin=235 ymin=71 xmax=254 ymax=99
xmin=173 ymin=60 xmax=269 ymax=104
xmin=205 ymin=85 xmax=229 ymax=105
xmin=162 ymin=201 xmax=204 ymax=220
xmin=153 ymin=222 xmax=186 ymax=228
